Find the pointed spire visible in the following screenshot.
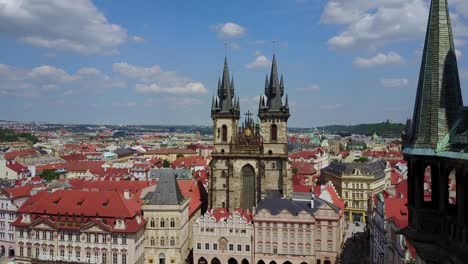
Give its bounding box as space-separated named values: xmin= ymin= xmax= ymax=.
xmin=280 ymin=74 xmax=284 ymax=95
xmin=285 ymin=94 xmax=289 ymax=109
xmin=270 ymin=54 xmax=279 ymax=90
xmin=212 ymin=57 xmax=239 ymax=118
xmin=264 ymin=74 xmax=269 ymax=95
xmin=409 ymin=0 xmax=463 ymax=149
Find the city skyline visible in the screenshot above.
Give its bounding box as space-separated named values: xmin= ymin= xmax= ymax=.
xmin=1 ymin=0 xmax=468 ymax=127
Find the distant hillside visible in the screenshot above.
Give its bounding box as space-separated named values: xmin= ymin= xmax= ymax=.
xmin=0 ymin=128 xmax=39 ymax=144
xmin=317 ymin=121 xmax=405 ymax=136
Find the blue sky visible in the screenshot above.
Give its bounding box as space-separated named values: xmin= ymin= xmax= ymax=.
xmin=0 ymin=0 xmax=467 ymax=127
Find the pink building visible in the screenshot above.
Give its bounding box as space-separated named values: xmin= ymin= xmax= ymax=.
xmin=253 ymin=191 xmax=344 ymax=264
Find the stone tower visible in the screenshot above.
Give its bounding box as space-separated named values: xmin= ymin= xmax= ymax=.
xmin=402 ymin=0 xmax=468 ymax=263
xmin=210 ymin=56 xmax=292 ymax=211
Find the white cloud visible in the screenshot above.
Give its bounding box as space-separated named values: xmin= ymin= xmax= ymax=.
xmin=113 ymin=62 xmax=207 ymax=95
xmin=380 ymin=78 xmax=409 ymax=88
xmin=0 ymin=63 xmax=124 ymax=96
xmin=229 ymin=43 xmax=241 ymax=49
xmin=321 ymin=0 xmax=468 ymax=50
xmin=113 ymin=63 xmax=161 ymax=81
xmin=212 ymin=22 xmax=245 ymax=39
xmin=132 ymin=36 xmax=145 ymax=43
xmin=127 ymin=101 xmax=137 ymax=107
xmin=0 ymin=0 xmax=128 ymax=54
xmin=299 ymin=84 xmax=321 ymax=91
xmin=456 ymin=49 xmax=463 ymax=57
xmin=353 ymin=52 xmax=404 ymax=68
xmin=135 ymin=83 xmax=207 ymax=95
xmin=246 ymin=52 xmax=271 ymax=69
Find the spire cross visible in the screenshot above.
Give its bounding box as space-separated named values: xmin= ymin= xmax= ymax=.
xmin=273 ymin=40 xmax=276 ymax=54
xmin=245 ymin=110 xmax=253 ymax=120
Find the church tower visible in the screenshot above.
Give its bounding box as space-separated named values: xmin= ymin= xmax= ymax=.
xmin=211 ymin=57 xmax=240 ymax=153
xmin=209 ymin=55 xmax=292 ymax=211
xmin=258 ymin=54 xmax=290 ymax=155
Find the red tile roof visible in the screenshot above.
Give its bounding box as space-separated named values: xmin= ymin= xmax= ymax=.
xmin=4 ymin=149 xmax=37 ymax=160
xmin=291 ymin=161 xmax=317 ymax=175
xmin=65 ymin=161 xmax=106 ymax=172
xmin=289 ymin=150 xmax=323 ymax=160
xmin=60 ymin=154 xmax=87 ymax=162
xmin=18 ymin=189 xmax=141 ymax=218
xmin=177 ymin=179 xmax=202 ymax=217
xmin=395 ymin=179 xmax=408 ymax=199
xmin=171 ymin=156 xmax=206 ymax=169
xmin=384 ymin=197 xmax=408 ymax=230
xmin=316 ymin=182 xmax=345 ymax=214
xmin=7 ymin=162 xmax=29 ymax=174
xmin=391 ymin=169 xmax=403 ymax=185
xmin=35 ymin=163 xmax=67 ymax=172
xmin=67 ymin=179 xmax=155 ymax=198
xmin=90 ymin=167 xmax=131 ymax=178
xmin=14 ymin=190 xmax=145 ymax=233
xmin=209 ymin=208 xmax=253 ymax=223
xmin=3 ymin=185 xmax=43 ymax=199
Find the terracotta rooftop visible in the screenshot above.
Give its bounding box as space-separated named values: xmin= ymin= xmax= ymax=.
xmin=4 ymin=149 xmax=37 ymax=160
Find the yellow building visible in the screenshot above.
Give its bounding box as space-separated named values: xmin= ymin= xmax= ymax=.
xmin=321 ymin=160 xmax=389 ymax=223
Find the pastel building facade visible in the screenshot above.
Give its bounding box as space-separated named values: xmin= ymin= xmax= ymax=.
xmin=193 ymin=208 xmax=253 ymax=264
xmin=12 ymin=189 xmax=146 ymax=264
xmin=254 ymin=191 xmax=343 ymax=264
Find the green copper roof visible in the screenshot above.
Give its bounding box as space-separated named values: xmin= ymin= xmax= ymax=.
xmin=410 ymin=0 xmax=463 ymax=149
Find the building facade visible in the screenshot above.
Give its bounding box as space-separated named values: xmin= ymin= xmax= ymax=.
xmin=254 ymin=191 xmax=343 ymax=264
xmin=0 ymin=186 xmax=41 ymax=257
xmin=400 ymin=0 xmax=468 ymax=263
xmin=321 ymin=161 xmax=389 ymax=222
xmin=210 ymin=56 xmax=292 ymax=211
xmin=12 ymin=190 xmax=146 ymax=264
xmin=193 ymin=208 xmax=253 ymax=264
xmin=143 ymin=171 xmax=192 ymax=264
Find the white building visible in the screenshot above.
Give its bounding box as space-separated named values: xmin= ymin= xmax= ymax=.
xmin=193 ymin=208 xmax=253 ymax=264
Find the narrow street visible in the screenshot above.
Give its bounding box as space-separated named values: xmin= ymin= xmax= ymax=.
xmin=338 ymin=222 xmax=370 ymax=264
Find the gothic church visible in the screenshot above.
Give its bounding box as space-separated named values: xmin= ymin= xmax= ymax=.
xmin=209 ymin=55 xmax=292 ymax=210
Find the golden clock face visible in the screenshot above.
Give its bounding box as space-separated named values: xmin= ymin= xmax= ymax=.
xmin=244 ymin=128 xmax=252 ymax=136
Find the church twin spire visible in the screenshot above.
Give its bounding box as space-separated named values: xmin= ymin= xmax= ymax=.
xmin=259 ymin=54 xmax=290 ymax=119
xmin=212 ymin=54 xmax=289 ymax=121
xmin=211 ymin=57 xmax=240 ymax=118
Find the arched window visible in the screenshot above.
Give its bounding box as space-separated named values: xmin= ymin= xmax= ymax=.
xmin=170 ymin=218 xmax=175 ymax=228
xmin=449 ymin=169 xmax=457 ymax=204
xmin=170 ymin=237 xmax=175 ymax=247
xmin=160 ymin=218 xmax=165 ymax=228
xmin=222 ymin=125 xmax=228 ymax=142
xmin=272 ymin=162 xmax=276 ymax=169
xmin=160 ymin=237 xmax=165 ymax=247
xmin=271 ymin=124 xmax=278 ymax=141
xmin=150 ymin=237 xmax=155 ymax=246
xmin=150 ymin=218 xmax=155 ymax=228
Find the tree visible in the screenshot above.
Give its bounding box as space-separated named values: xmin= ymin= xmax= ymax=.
xmin=291 ymin=167 xmax=299 ymax=174
xmin=40 ymin=170 xmax=60 ymax=181
xmin=163 ymin=159 xmax=171 ymax=168
xmin=176 ymin=154 xmax=184 ymax=159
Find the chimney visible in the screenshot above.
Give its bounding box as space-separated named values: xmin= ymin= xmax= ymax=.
xmin=310 ymin=192 xmax=315 ymax=209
